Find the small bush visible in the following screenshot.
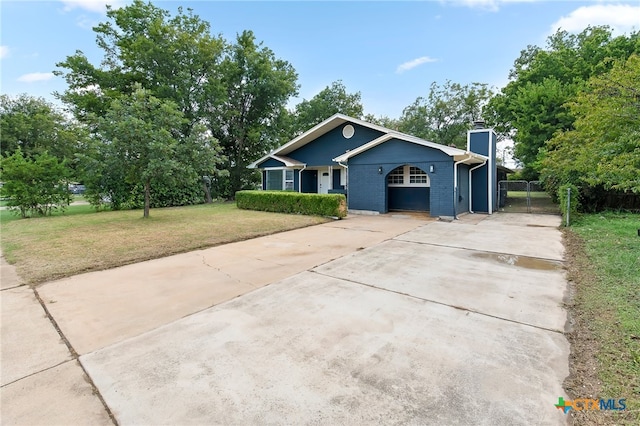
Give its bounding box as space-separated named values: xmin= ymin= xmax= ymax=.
xmin=558 ymin=183 xmax=580 ymax=226
xmin=236 ymin=191 xmax=347 ymax=218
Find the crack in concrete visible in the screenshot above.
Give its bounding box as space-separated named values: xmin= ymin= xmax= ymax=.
xmin=31 ymin=287 xmax=119 ymax=426
xmin=199 ymin=254 xmax=255 ymax=288
xmin=391 ymin=237 xmax=565 ymax=263
xmin=311 ymin=270 xmax=565 ymax=335
xmin=0 ymin=359 xmax=71 ymax=388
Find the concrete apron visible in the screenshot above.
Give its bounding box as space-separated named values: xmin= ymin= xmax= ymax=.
xmin=1 ymin=215 xmax=426 ymax=425
xmin=76 ymin=213 xmax=569 ymax=425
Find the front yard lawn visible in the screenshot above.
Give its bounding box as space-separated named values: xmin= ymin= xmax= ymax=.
xmin=0 ymin=202 xmax=328 ymax=285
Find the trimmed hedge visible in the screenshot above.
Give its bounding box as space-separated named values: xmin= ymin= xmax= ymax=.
xmin=236 ymin=190 xmax=347 ymax=218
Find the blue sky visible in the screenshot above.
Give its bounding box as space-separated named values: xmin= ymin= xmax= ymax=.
xmin=1 ymin=0 xmax=639 ymax=120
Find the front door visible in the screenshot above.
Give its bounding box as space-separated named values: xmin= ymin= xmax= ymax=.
xmin=318 ymin=171 xmax=330 ymax=194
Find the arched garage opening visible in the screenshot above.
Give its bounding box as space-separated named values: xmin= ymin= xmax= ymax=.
xmin=387 ymin=165 xmax=430 ymax=211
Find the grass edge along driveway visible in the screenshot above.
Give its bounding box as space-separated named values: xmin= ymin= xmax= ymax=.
xmin=564 ymin=212 xmax=640 ymax=425
xmin=0 ymin=202 xmax=329 ymax=285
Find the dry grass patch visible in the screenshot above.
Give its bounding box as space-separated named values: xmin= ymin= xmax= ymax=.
xmin=0 ymin=202 xmax=328 ymax=284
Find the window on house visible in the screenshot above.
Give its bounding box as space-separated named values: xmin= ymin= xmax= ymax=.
xmin=387 ymin=165 xmax=430 ymax=187
xmin=387 ymin=167 xmax=404 ymax=185
xmin=409 ymin=166 xmax=428 ymax=184
xmin=266 ymin=170 xmax=283 ymax=190
xmin=284 ymin=170 xmax=294 ymax=190
xmin=266 ymin=169 xmax=295 ymax=190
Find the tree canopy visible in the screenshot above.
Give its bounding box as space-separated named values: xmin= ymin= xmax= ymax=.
xmin=486 ymin=26 xmax=640 ymax=179
xmin=291 ymin=80 xmax=364 ymax=136
xmin=55 ymin=0 xmax=297 ymax=201
xmin=398 ymin=80 xmax=493 ymax=149
xmin=541 ymin=54 xmax=640 ymax=210
xmin=209 ymin=30 xmax=298 ymax=198
xmin=0 ymin=94 xmax=85 ymax=166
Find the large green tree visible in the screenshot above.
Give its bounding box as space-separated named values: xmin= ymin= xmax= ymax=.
xmin=398 ymin=80 xmax=493 ymax=148
xmin=291 ymin=80 xmax=364 ymax=136
xmin=92 ymin=87 xmax=221 ymax=218
xmin=0 ymin=94 xmax=85 ymax=166
xmin=0 ymin=149 xmax=71 ymax=218
xmin=55 ymin=0 xmax=225 ymax=134
xmin=486 ymin=26 xmax=640 ymax=178
xmin=541 ymin=54 xmax=640 ymax=209
xmin=209 ymin=30 xmax=298 ymax=198
xmin=56 ymin=1 xmax=296 ymax=201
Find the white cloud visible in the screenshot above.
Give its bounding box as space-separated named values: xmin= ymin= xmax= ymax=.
xmin=60 ymin=0 xmax=126 ymax=14
xmin=77 ymin=15 xmax=99 ymax=29
xmin=550 ymin=4 xmax=640 ymax=35
xmin=0 ymin=45 xmax=8 ymax=59
xmin=442 ymin=0 xmax=535 ymax=12
xmin=17 ymin=72 xmax=55 ymax=83
xmin=396 ymin=56 xmax=439 ymax=74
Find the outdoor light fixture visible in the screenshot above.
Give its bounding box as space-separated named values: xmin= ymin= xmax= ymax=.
xmin=430 ymin=165 xmax=435 ymax=173
xmin=378 ymin=166 xmax=383 ymax=174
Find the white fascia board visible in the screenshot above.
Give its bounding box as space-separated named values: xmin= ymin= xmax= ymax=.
xmin=332 ymin=133 xmax=394 ymax=162
xmin=269 ymin=113 xmax=408 ymax=157
xmin=333 ymin=132 xmax=477 ymax=163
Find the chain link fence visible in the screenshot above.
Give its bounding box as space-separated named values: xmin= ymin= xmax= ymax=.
xmin=498 ymin=180 xmax=559 ymax=214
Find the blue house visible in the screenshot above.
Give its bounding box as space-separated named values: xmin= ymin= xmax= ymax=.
xmin=249 ymin=114 xmax=499 ymax=218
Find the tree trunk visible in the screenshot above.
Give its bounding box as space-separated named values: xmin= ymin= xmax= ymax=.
xmin=144 ymin=179 xmax=150 ymax=218
xmin=203 ymin=182 xmax=212 ymax=204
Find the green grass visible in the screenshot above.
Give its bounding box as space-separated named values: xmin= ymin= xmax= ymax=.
xmin=570 ymin=212 xmax=640 ymax=422
xmin=505 ymin=190 xmax=550 ymax=199
xmin=0 ymin=204 xmax=98 ymax=223
xmin=0 ymin=202 xmax=328 ymax=284
xmin=499 ymin=190 xmax=559 ymax=214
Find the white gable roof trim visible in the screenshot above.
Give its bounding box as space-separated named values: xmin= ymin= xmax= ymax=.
xmin=332 ymin=132 xmax=488 ymax=165
xmin=248 ymin=113 xmax=393 ymax=168
xmin=249 ymin=113 xmax=487 ymax=168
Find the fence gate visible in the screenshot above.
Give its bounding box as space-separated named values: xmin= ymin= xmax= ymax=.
xmin=498 ymin=180 xmax=559 ymax=214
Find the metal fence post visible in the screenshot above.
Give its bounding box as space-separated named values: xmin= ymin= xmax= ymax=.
xmin=566 ymin=187 xmax=571 ymax=227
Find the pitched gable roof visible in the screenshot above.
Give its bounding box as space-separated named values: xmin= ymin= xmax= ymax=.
xmin=249 ymin=113 xmax=487 ymax=168
xmin=248 ymin=113 xmax=391 ymax=168
xmin=333 ymin=132 xmax=487 ymax=165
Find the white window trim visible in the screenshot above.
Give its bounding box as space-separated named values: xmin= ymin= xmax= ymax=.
xmin=387 ymin=165 xmax=430 ymax=188
xmin=265 ymin=168 xmax=295 ymax=190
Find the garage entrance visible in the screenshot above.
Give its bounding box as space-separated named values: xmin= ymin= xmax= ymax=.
xmin=387 ymin=165 xmax=430 ymax=211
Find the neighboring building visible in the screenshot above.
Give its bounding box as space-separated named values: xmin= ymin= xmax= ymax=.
xmin=249 ymin=114 xmax=501 ymax=218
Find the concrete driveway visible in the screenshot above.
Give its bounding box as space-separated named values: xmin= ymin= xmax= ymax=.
xmin=1 ymin=213 xmax=569 ymax=425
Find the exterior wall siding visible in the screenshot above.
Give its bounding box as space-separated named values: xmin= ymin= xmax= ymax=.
xmin=456 ymin=165 xmax=470 ymax=215
xmin=347 ymin=139 xmax=455 ymax=216
xmin=287 ymin=123 xmax=385 ymax=166
xmin=258 ymin=157 xmax=286 ymax=168
xmin=469 ymin=129 xmax=497 ymax=213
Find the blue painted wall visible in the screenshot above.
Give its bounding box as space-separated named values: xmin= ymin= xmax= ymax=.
xmin=456 ymin=165 xmax=470 ymax=215
xmin=469 ymin=130 xmax=497 ymax=213
xmin=332 ymin=170 xmax=344 ymax=190
xmin=347 ymin=139 xmax=455 ymax=216
xmin=287 ymin=123 xmax=385 ymax=166
xmin=258 ymin=157 xmax=286 ymax=168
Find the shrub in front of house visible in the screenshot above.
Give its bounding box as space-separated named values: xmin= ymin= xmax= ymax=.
xmin=236 ymin=190 xmax=347 ymax=218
